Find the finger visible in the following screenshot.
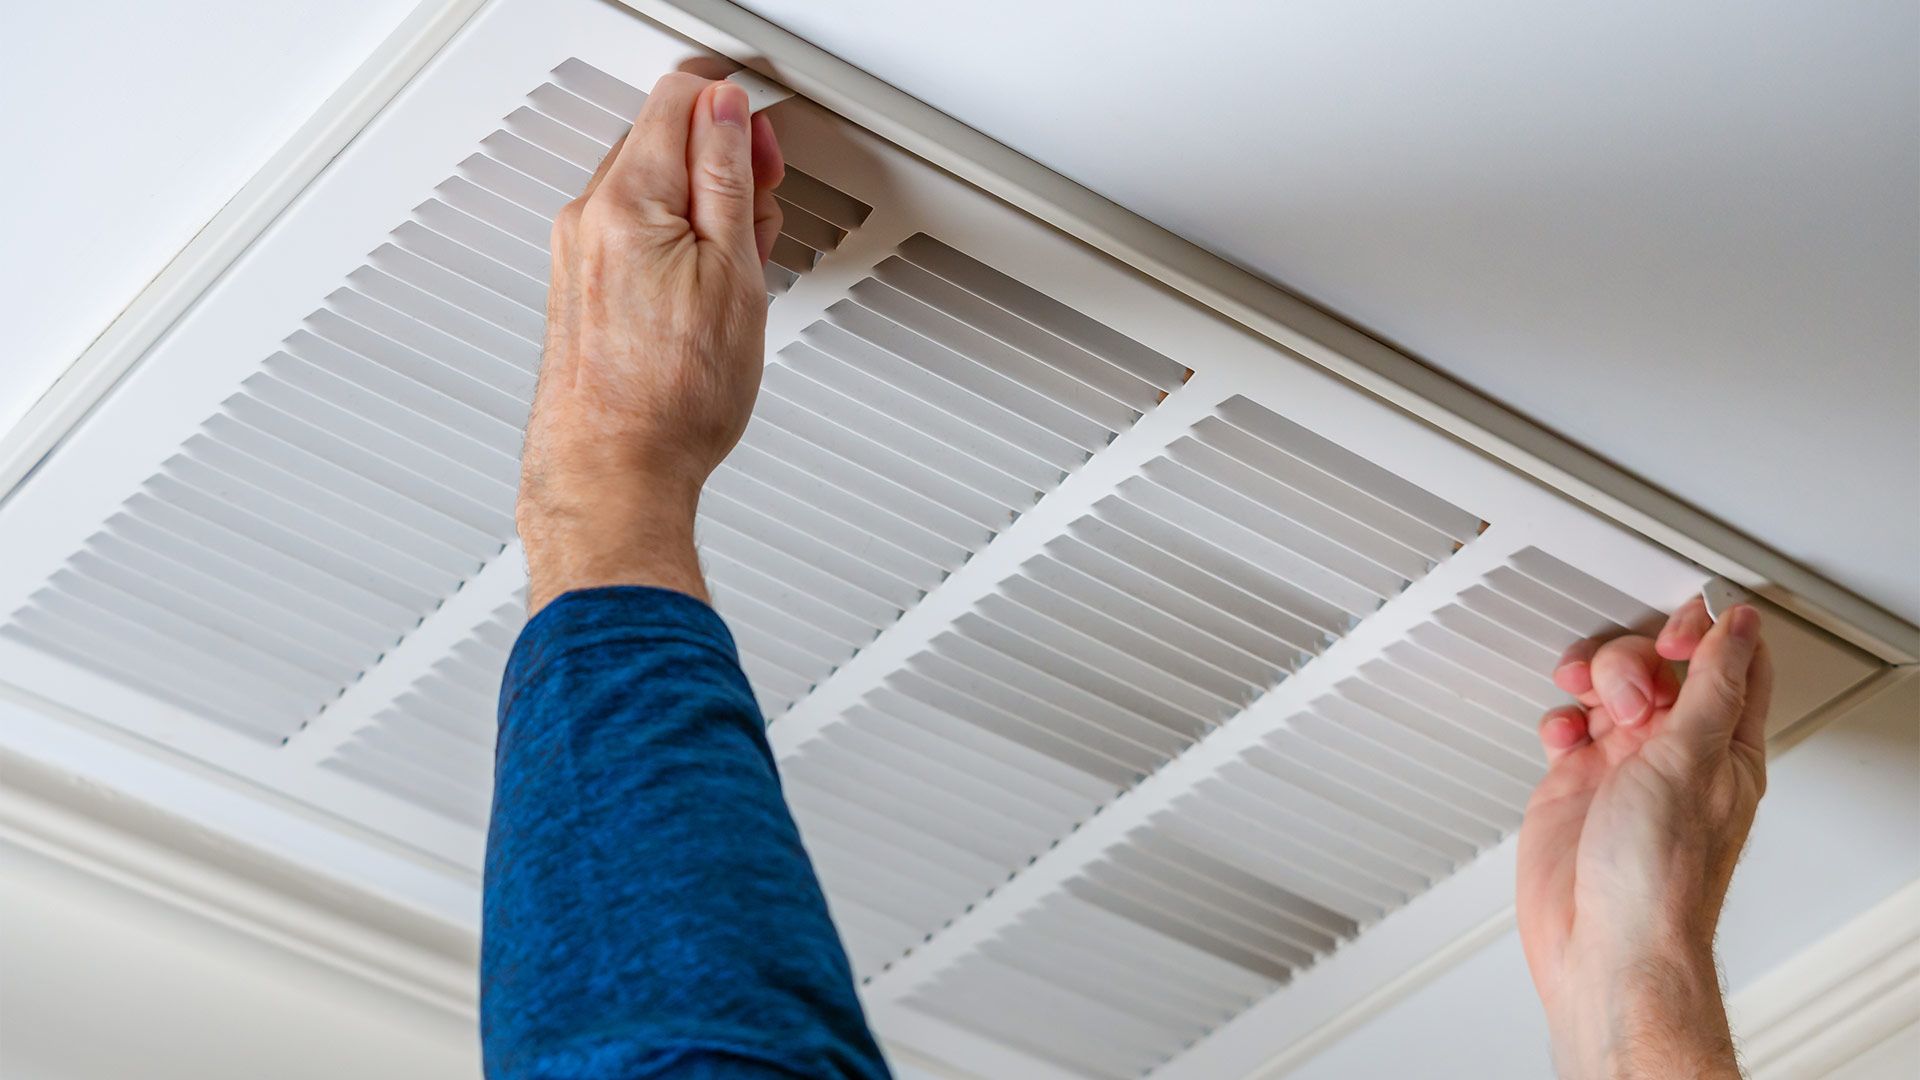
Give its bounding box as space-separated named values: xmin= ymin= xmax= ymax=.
xmin=1727 ymin=608 xmax=1773 ymax=755
xmin=1589 ymin=635 xmax=1664 ymax=728
xmin=753 ymin=184 xmax=782 ymax=265
xmin=750 ymin=113 xmax=785 ymax=264
xmin=1585 ymin=702 xmax=1618 ymax=743
xmin=1553 ymin=637 xmax=1601 ymax=697
xmin=1671 ymin=603 xmax=1765 ymax=747
xmin=579 ymin=131 xmax=627 ymax=204
xmin=686 ymin=81 xmax=757 ymax=257
xmin=752 ymin=112 xmax=785 ymax=187
xmin=602 ymin=72 xmax=709 ymax=216
xmin=1538 ymin=705 xmax=1591 ymax=765
xmin=1657 ymin=596 xmax=1712 ymax=661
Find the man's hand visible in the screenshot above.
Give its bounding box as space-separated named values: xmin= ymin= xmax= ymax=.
xmin=1518 ymin=597 xmax=1772 ymax=1078
xmin=519 ymin=73 xmax=784 ymax=614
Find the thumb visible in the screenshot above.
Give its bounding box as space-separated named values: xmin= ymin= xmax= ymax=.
xmin=687 ymin=81 xmax=757 ymax=260
xmin=1668 ymin=603 xmax=1765 ymax=751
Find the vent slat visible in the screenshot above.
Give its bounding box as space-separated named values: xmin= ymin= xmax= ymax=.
xmin=849 ymin=278 xmax=1140 ymax=431
xmin=161 ymin=454 xmax=468 ymax=602
xmin=200 ymin=412 xmax=501 ymax=560
xmin=550 ymin=58 xmax=648 ymax=121
xmin=393 ymin=220 xmax=548 ymax=312
xmin=258 ymin=352 xmax=521 ymax=485
xmin=456 ymin=152 xmax=571 ymax=218
xmin=502 ymin=106 xmax=606 ymax=173
xmin=874 ymin=257 xmax=1166 ymax=413
xmin=369 ymin=242 xmax=545 ymax=340
xmin=995 ymin=573 xmax=1260 ymax=704
xmin=524 ymin=82 xmax=629 ymax=145
xmin=914 ymin=642 xmax=1178 ymax=767
xmin=972 ymin=592 xmax=1238 ymax=719
xmin=736 ymin=418 xmax=992 ymax=551
xmin=828 ymin=301 xmax=1113 ymax=453
xmin=82 ymin=532 xmax=370 ymax=671
xmin=775 ymin=167 xmax=872 ymax=230
xmin=701 ymin=471 xmax=941 ymax=594
xmin=888 ymin=669 xmax=1143 ymax=788
xmin=21 ymin=591 xmax=313 ymax=723
xmin=316 ymin=291 xmax=534 ymax=398
xmin=434 ymin=175 xmax=554 ymax=250
xmin=896 ymin=234 xmax=1186 ymax=391
xmin=1082 ymin=859 xmax=1316 ymax=970
xmin=103 ymin=507 xmax=401 ymax=642
xmin=1191 ymin=773 xmax=1428 ymax=900
xmin=476 ymin=130 xmax=585 ymax=199
xmin=235 ymin=373 xmax=516 ymax=511
xmin=2 ymin=619 xmax=275 ymax=740
xmin=751 ymin=382 xmax=1017 ymax=531
xmin=1167 ymin=437 xmax=1425 ymax=587
xmin=779 ymin=342 xmax=1062 ymax=491
xmin=762 ymin=363 xmax=1038 ymax=510
xmin=1216 ymin=395 xmax=1483 ymax=543
xmin=280 ymin=332 xmax=525 ymax=456
xmin=720 ymin=440 xmax=969 ymax=567
xmin=948 ymin=612 xmax=1204 ymax=751
xmin=222 ymin=394 xmax=511 ymax=537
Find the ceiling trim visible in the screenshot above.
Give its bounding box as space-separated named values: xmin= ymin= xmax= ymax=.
xmin=1731 ymin=873 xmax=1920 ymax=1078
xmin=0 ymin=744 xmax=479 ymax=1018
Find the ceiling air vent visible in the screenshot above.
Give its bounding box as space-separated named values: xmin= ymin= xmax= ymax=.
xmin=0 ymin=1 xmax=1889 ymax=1078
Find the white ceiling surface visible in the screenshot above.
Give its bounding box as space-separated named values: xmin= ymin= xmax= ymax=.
xmin=734 ymin=0 xmax=1920 ymax=627
xmin=0 ymin=0 xmax=419 ymax=439
xmin=3 ymin=2 xmax=1914 ymax=626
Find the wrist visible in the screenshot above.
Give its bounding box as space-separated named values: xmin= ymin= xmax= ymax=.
xmin=1549 ymin=940 xmax=1738 ymax=1079
xmin=518 ymin=478 xmax=708 ymax=614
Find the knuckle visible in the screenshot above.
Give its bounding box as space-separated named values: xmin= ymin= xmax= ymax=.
xmin=550 ymin=200 xmax=585 ymax=246
xmin=698 ymin=159 xmax=752 ymax=199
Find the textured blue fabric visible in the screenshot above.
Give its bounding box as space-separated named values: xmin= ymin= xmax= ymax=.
xmin=483 ymin=586 xmax=892 ymax=1080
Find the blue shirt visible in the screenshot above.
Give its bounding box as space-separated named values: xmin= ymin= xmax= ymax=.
xmin=483 ymin=586 xmax=892 ymax=1079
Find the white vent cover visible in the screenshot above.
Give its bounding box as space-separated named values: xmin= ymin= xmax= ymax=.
xmin=0 ymin=2 xmax=1882 ymax=1077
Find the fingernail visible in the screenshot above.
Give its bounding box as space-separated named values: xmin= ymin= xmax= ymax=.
xmin=1729 ymin=605 xmax=1760 ymax=643
xmin=712 ymin=83 xmax=748 ymax=127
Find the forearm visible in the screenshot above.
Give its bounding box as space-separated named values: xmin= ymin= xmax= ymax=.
xmin=1551 ymin=942 xmax=1740 ymax=1080
xmin=481 ymin=587 xmax=889 ymax=1080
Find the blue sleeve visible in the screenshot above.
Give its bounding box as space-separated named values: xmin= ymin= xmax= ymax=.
xmin=482 ymin=585 xmax=892 ymax=1080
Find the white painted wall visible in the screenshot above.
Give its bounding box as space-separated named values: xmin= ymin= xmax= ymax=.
xmin=0 ymin=839 xmax=479 ymax=1080
xmin=736 ymin=0 xmax=1920 ymax=626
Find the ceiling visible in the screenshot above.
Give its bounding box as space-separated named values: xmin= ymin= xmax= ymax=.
xmin=731 ymin=0 xmax=1920 ymax=626
xmin=6 ymin=1 xmax=1914 ymax=625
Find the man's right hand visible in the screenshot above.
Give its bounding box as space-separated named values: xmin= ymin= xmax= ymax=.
xmin=1517 ymin=596 xmax=1772 ymax=1078
xmin=518 ymin=73 xmax=785 ymax=615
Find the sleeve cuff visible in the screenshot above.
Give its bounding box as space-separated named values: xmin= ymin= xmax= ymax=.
xmin=501 ymin=586 xmax=742 ymax=712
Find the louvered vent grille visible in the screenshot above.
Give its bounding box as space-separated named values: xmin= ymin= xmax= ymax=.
xmin=788 ymin=396 xmax=1482 ymax=978
xmin=716 ymin=234 xmax=1186 ymax=718
xmin=899 ymin=548 xmax=1652 ymax=1078
xmin=0 ymin=60 xmax=903 ymax=738
xmin=322 ymin=600 xmax=525 ymax=827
